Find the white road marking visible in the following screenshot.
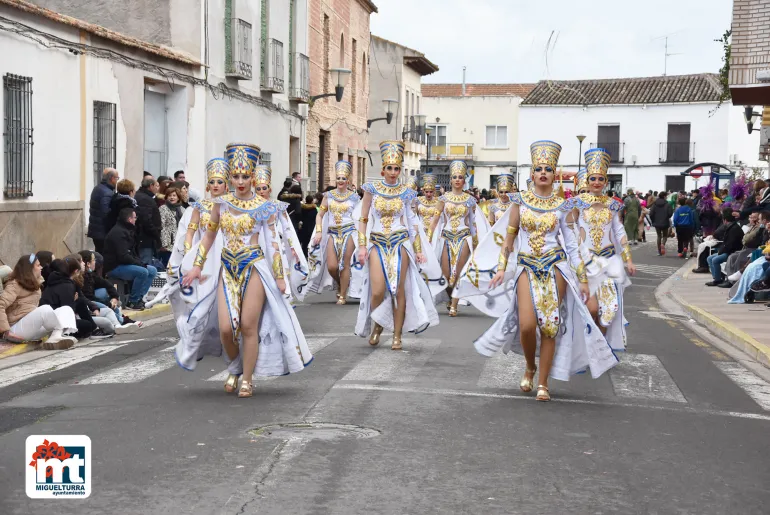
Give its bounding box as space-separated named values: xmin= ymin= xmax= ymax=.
xmin=0 ymin=346 xmax=128 ymax=388
xmin=609 ymin=353 xmax=686 ymax=403
xmin=340 ymin=339 xmax=441 ymax=383
xmin=634 ymin=264 xmax=680 ymax=277
xmin=205 ymin=337 xmax=339 ymax=382
xmin=79 ymin=350 xmax=177 ymax=384
xmin=331 ymin=383 xmax=770 ymax=422
xmin=715 ymin=362 xmax=770 ymax=411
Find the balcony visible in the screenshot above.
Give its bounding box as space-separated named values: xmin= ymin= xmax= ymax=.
xmin=590 ymin=142 xmax=625 ymax=163
xmin=430 ymin=143 xmax=473 ymax=160
xmin=260 ymin=38 xmax=284 ymax=93
xmin=659 ymin=142 xmax=695 ymax=164
xmin=402 ymin=115 xmax=424 ymax=144
xmin=289 ymin=52 xmax=310 ymax=103
xmin=225 ymin=18 xmax=253 ymax=80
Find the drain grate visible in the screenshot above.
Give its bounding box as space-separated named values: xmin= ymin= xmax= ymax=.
xmin=249 ymin=422 xmax=380 ymax=441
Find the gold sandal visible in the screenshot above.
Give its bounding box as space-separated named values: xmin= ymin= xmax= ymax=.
xmin=238 ymin=380 xmax=253 ymax=398
xmin=391 ymin=334 xmax=402 ymax=351
xmin=336 ymin=296 xmax=347 ymax=305
xmin=536 ymin=385 xmax=551 ymax=402
xmin=448 ymin=306 xmax=458 ymax=317
xmin=369 ymin=323 xmax=383 ymax=346
xmin=224 ymin=374 xmax=239 ymax=394
xmin=520 ymin=366 xmax=537 ymax=393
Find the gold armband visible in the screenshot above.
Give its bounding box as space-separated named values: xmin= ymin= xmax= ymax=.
xmin=206 ymin=220 xmax=219 ymax=232
xmin=497 ymin=253 xmax=508 ymax=271
xmin=187 ymin=222 xmax=199 ymax=231
xmin=184 ymin=241 xmax=191 ymax=252
xmin=358 ymin=232 xmax=367 ymax=247
xmin=576 ymin=262 xmax=588 ymax=284
xmin=506 ymin=225 xmax=519 ymax=236
xmin=472 ymin=235 xmax=478 ymax=248
xmin=360 ymin=217 xmax=369 ymax=223
xmin=193 ymin=245 xmax=207 ymax=268
xmin=315 ymin=224 xmax=322 ymax=234
xmin=621 ymin=244 xmax=631 ymax=263
xmin=318 ymin=205 xmax=328 ymax=212
xmin=272 ymin=252 xmax=285 ymax=280
xmin=413 ymin=235 xmax=423 ymax=253
xmin=427 ymin=229 xmax=433 ymax=241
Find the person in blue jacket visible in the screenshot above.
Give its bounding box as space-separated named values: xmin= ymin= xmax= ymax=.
xmin=673 ymin=197 xmax=696 ymax=258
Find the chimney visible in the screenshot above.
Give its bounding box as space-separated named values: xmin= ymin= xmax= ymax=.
xmin=462 ymin=66 xmax=466 ymax=96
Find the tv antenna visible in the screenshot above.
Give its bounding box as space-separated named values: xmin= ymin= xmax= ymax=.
xmin=652 ymin=32 xmax=683 ymax=76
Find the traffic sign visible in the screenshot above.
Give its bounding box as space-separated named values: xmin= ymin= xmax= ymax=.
xmin=691 ymin=167 xmax=703 ymax=178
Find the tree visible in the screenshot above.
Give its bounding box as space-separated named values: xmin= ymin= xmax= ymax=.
xmin=710 ymin=29 xmax=732 ymax=115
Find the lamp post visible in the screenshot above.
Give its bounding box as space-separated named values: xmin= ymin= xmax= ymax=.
xmin=367 ymin=99 xmax=399 ymax=129
xmin=425 ymin=125 xmax=433 ymax=179
xmin=310 ymin=68 xmax=352 ymax=104
xmin=577 ymin=134 xmax=586 ymax=168
xmin=744 ymin=106 xmax=761 ymax=134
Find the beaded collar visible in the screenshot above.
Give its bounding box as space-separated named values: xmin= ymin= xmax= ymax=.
xmin=363 ymin=180 xmax=417 ymax=201
xmin=416 ymin=197 xmax=439 ymax=206
xmin=512 ymin=191 xmax=569 ymax=212
xmin=215 ymin=193 xmax=280 ymax=221
xmin=327 ymin=189 xmax=360 ymax=203
xmin=440 ymin=191 xmax=476 ymax=207
xmin=577 ymin=193 xmax=622 ymax=212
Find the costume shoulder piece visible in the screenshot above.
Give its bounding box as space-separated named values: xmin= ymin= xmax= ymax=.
xmin=197 ymin=199 xmax=214 ymax=213
xmin=519 ymin=190 xmax=569 ymax=212
xmin=576 ymin=193 xmax=622 ymax=212
xmin=273 ymin=200 xmax=289 ymax=212
xmin=509 ymin=192 xmax=524 ymax=205
xmin=417 ymin=197 xmax=439 ymax=206
xmin=327 ymin=189 xmax=360 ymax=203
xmin=439 ymin=191 xmax=475 ymax=207
xmin=214 ymin=193 xmax=280 ymax=221
xmin=363 ymin=181 xmax=416 ymax=201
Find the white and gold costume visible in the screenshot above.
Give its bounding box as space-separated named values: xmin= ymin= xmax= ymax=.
xmin=487 ymin=169 xmax=517 ymax=224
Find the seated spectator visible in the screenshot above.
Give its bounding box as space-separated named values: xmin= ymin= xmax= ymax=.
xmin=35 ymin=250 xmax=55 ymax=288
xmin=673 ymin=197 xmax=696 ymax=258
xmin=159 ymin=187 xmax=185 ymax=266
xmin=729 ymin=245 xmax=770 ymax=304
xmin=0 ymin=254 xmax=77 ymax=349
xmin=706 ymin=207 xmax=745 ymax=286
xmin=722 ymin=212 xmax=767 ymax=287
xmin=79 ymin=250 xmax=141 ymax=329
xmin=103 ymin=208 xmax=158 ymax=310
xmin=0 ymin=264 xmax=11 ymax=295
xmin=105 ymin=179 xmax=138 ymax=235
xmin=39 ymin=259 xmax=99 ymax=340
xmin=64 ymin=254 xmax=120 ymax=337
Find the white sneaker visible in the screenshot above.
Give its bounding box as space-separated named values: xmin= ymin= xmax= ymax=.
xmin=42 ymin=329 xmax=76 ymax=350
xmin=728 ymin=271 xmax=742 ymax=282
xmin=114 ymin=324 xmax=140 ymax=335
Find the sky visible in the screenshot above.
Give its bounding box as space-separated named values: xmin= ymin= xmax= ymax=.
xmin=369 ymin=0 xmax=733 ymax=84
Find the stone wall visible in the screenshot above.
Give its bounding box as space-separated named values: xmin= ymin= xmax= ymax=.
xmin=0 ymin=202 xmax=85 ymax=266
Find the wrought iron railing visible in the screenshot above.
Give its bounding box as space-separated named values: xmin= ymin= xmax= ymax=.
xmin=261 ymin=38 xmax=285 ymax=93
xmin=3 ymin=74 xmax=33 ymax=199
xmin=659 ymin=142 xmax=695 ymax=164
xmin=225 ymin=18 xmax=253 ymax=80
xmin=590 ymin=142 xmax=625 ymax=163
xmin=93 ymin=101 xmax=117 ymax=186
xmin=289 ymin=52 xmax=309 ymax=102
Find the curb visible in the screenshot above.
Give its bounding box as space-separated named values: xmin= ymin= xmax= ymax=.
xmin=0 ymin=303 xmax=172 ymax=361
xmin=657 ymin=261 xmax=770 ymax=369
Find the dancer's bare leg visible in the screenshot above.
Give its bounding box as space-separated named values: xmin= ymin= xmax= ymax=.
xmin=325 ymin=239 xmax=340 ymax=289
xmin=585 ymin=294 xmax=606 ymax=335
xmin=536 ymin=270 xmax=567 ymax=394
xmin=338 ymin=238 xmax=355 ymax=303
xmin=440 ymin=245 xmax=452 ymax=306
xmin=217 ymin=279 xmax=238 ymax=360
xmin=449 ymin=242 xmax=471 ymax=314
xmin=367 ymin=249 xmax=386 ymax=345
xmin=237 ymin=272 xmax=266 ymax=397
xmin=392 ymin=247 xmax=409 ymax=350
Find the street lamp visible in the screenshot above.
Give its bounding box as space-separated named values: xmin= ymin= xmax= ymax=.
xmin=744 ymin=106 xmax=761 ymax=134
xmin=367 ymin=99 xmax=399 ymax=128
xmin=577 ymin=134 xmax=586 ymax=168
xmin=310 ymin=68 xmax=352 ymax=104
xmin=424 ymin=125 xmax=434 ymax=178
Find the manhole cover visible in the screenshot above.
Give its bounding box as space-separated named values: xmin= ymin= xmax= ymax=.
xmin=249 ymin=422 xmax=380 ymax=441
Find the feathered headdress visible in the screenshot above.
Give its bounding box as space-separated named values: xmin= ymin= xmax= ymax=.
xmin=698 ymin=181 xmax=717 ymax=213
xmin=729 ymin=175 xmax=752 ymax=202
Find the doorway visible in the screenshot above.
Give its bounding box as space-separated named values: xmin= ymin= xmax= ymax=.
xmin=665 ymin=175 xmax=685 ymax=193
xmin=608 ymin=174 xmax=622 ymax=194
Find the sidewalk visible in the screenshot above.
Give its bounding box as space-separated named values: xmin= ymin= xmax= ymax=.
xmin=0 ymin=303 xmax=171 ymax=360
xmin=661 ymin=260 xmax=770 ymax=368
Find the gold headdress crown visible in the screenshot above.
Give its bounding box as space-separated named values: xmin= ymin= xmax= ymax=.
xmin=206 ymin=158 xmax=230 ymax=182
xmin=574 ymin=169 xmax=588 ymax=192
xmin=584 ymin=148 xmax=611 ymax=180
xmin=448 ymin=160 xmax=468 ymax=176
xmin=530 ymin=140 xmax=562 ymax=169
xmin=380 ymin=140 xmax=405 ymax=167
xmin=335 ymin=160 xmax=353 ymax=180
xmin=253 ymin=165 xmax=271 ymax=186
xmin=496 ymin=170 xmax=515 ymax=193
xmin=421 ymin=172 xmax=437 ymax=190
xmin=225 ymin=143 xmax=260 ymax=177
xmin=405 ymin=176 xmax=418 ymax=190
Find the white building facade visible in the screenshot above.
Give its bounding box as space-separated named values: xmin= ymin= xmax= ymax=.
xmin=420 ymin=84 xmax=534 ymax=191
xmin=518 ymin=74 xmax=765 ymax=195
xmin=366 ymin=35 xmax=437 ymax=180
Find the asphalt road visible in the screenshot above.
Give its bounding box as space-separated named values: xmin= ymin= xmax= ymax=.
xmin=1 ymin=240 xmax=769 ymax=514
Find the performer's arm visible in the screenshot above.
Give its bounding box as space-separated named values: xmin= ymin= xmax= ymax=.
xmin=611 ymin=210 xmax=635 ymax=274
xmin=181 ymin=204 xmax=220 ymax=287
xmin=428 ymin=201 xmax=445 ymax=239
xmin=313 ymin=195 xmax=328 ymax=245
xmin=468 ymin=200 xmax=478 ymax=248
xmin=357 ymin=192 xmax=372 ymax=264
xmin=184 ymin=207 xmax=201 ymax=252
xmin=559 ymin=212 xmax=590 ymax=299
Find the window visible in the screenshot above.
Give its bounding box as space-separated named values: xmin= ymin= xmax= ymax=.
xmin=665 ymin=123 xmax=692 ymax=163
xmin=485 ymin=125 xmax=508 ymax=148
xmin=427 ymin=124 xmax=447 ymax=147
xmin=597 ymin=125 xmax=621 ymax=163
xmin=93 ymin=101 xmax=117 ymax=186
xmin=260 ymin=151 xmax=272 ymax=168
xmin=3 ymin=74 xmax=33 ymax=198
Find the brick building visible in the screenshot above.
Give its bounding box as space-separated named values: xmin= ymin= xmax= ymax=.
xmin=306 ymin=0 xmax=377 ymax=192
xmin=729 ymin=0 xmax=770 ymax=161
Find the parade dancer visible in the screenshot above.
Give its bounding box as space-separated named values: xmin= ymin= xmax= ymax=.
xmin=405 ymin=176 xmax=419 ymax=192
xmin=306 ymin=160 xmax=363 ymax=304
xmin=355 ymin=141 xmax=440 ymax=350
xmin=428 ymin=160 xmax=489 ymax=317
xmin=252 ymin=164 xmax=310 ymax=301
xmin=170 ymin=158 xmax=229 ymax=370
xmin=181 ymin=143 xmax=312 ymax=398
xmin=413 ymin=172 xmax=440 ymax=238
xmin=572 ymin=149 xmax=636 ymax=349
xmin=486 ymin=170 xmax=517 ymax=225
xmin=456 ymin=141 xmax=618 ymax=402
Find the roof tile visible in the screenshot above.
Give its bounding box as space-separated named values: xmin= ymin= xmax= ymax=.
xmin=422 ymin=83 xmax=535 ymax=98
xmin=520 ymin=74 xmax=722 ymax=105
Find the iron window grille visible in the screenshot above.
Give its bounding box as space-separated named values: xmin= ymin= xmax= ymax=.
xmin=290 ymin=53 xmax=310 ymax=102
xmin=93 ymin=101 xmax=117 ymax=186
xmin=261 ymin=38 xmax=285 ymax=93
xmin=260 ymin=151 xmax=272 ymax=167
xmin=225 ymin=18 xmax=253 ymax=80
xmin=3 ymin=74 xmax=33 ymax=199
